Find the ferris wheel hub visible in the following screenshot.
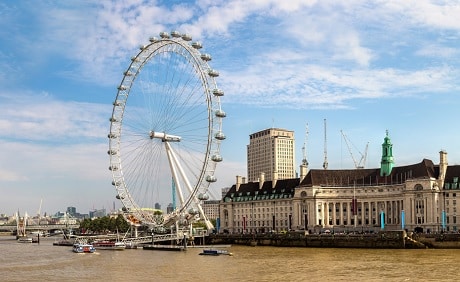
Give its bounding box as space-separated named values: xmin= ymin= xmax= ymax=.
xmin=149 ymin=131 xmax=181 ymax=142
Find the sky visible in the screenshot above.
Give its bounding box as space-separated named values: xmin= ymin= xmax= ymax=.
xmin=1 ymin=0 xmax=460 ymax=216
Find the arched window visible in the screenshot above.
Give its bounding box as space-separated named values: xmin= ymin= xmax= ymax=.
xmin=414 ymin=184 xmax=423 ymax=191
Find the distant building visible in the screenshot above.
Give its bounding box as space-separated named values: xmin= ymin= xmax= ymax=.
xmin=202 ymin=200 xmax=220 ymax=220
xmin=247 ymin=128 xmax=295 ymax=182
xmin=221 ymin=132 xmax=460 ymax=234
xmin=66 ymin=207 xmax=77 ymax=216
xmin=155 ymin=202 xmax=161 ymax=210
xmin=167 ymin=203 xmax=174 ymax=214
xmin=89 ymin=208 xmax=106 ymax=218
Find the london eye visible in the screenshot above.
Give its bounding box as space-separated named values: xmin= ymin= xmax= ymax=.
xmin=108 ymin=31 xmax=225 ymax=232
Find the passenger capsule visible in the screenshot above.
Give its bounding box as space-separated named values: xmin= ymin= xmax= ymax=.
xmin=201 ymin=53 xmax=212 ymax=61
xmin=117 ymin=85 xmax=127 ymax=91
xmin=211 ymin=154 xmax=223 ymax=162
xmin=124 ymin=70 xmax=133 ymax=76
xmin=131 ymin=56 xmax=140 ymax=62
xmin=215 ymin=110 xmax=226 ymax=118
xmin=206 ymin=175 xmax=217 ymax=182
xmin=149 ymin=36 xmax=159 ymax=43
xmin=181 ymin=34 xmax=192 ymax=41
xmin=159 ymin=31 xmax=170 ymax=38
xmin=107 ymin=149 xmax=117 ymax=155
xmin=139 ymin=45 xmax=147 ymax=50
xmin=112 ymin=180 xmax=121 ymax=186
xmin=109 ymin=117 xmax=118 ymax=122
xmin=198 ymin=193 xmax=210 ymax=201
xmin=191 ymin=41 xmax=202 ymax=49
xmin=212 ymin=89 xmax=224 ymax=96
xmin=107 ymin=133 xmax=118 ymax=139
xmin=188 ymin=207 xmax=199 ymax=215
xmin=116 ymin=194 xmax=124 ymax=200
xmin=171 ymin=31 xmax=181 ymax=38
xmin=113 ymin=100 xmax=123 ymax=106
xmin=215 ymin=131 xmax=226 ymax=140
xmin=208 ymin=69 xmax=219 ymax=77
xmin=109 ymin=165 xmax=118 ymax=171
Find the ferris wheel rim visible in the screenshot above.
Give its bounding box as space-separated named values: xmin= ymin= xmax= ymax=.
xmin=108 ymin=31 xmax=225 ymax=228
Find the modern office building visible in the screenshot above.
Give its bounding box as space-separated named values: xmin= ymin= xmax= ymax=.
xmin=247 ymin=128 xmax=295 ymax=182
xmin=220 ymin=132 xmax=460 ymax=234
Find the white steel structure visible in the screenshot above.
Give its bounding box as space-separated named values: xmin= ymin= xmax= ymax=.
xmin=108 ymin=31 xmax=226 ymax=232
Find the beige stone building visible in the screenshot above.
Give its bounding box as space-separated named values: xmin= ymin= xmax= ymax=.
xmin=247 ymin=128 xmax=295 ymax=182
xmin=220 ymin=132 xmax=460 ymax=234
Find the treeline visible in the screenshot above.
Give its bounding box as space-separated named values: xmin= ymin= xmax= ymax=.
xmin=79 ymin=214 xmax=130 ymax=234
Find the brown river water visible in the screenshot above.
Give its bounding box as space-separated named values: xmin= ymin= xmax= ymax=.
xmin=0 ymin=236 xmax=458 ymax=281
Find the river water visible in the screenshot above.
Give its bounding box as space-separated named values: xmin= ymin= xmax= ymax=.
xmin=0 ymin=236 xmax=458 ymax=281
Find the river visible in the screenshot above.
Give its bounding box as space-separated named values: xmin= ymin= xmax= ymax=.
xmin=0 ymin=236 xmax=458 ymax=281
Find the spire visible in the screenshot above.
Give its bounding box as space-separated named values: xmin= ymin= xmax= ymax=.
xmin=380 ymin=130 xmax=394 ymax=176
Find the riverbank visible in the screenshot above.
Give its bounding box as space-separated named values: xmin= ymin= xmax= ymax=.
xmin=207 ymin=231 xmax=460 ymax=249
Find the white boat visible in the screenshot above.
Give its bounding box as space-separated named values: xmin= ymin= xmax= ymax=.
xmin=17 ymin=237 xmax=33 ymax=243
xmin=72 ymin=243 xmax=96 ymax=253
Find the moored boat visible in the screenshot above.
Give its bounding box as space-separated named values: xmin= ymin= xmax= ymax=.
xmin=143 ymin=244 xmax=186 ymax=251
xmin=92 ymin=240 xmax=126 ymax=250
xmin=53 ymin=239 xmax=74 ymax=246
xmin=17 ymin=237 xmax=33 ymax=243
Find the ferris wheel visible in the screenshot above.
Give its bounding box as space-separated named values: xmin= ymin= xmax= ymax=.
xmin=108 ymin=31 xmax=225 ymax=231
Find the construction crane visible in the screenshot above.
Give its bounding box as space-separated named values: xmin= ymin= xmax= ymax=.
xmin=323 ymin=119 xmax=328 ymax=170
xmin=340 ymin=130 xmax=368 ymax=169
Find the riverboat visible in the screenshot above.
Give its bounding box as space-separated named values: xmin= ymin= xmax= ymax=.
xmin=53 ymin=239 xmax=74 ymax=246
xmin=72 ymin=243 xmax=96 ymax=253
xmin=92 ymin=240 xmax=126 ymax=250
xmin=143 ymin=244 xmax=186 ymax=251
xmin=199 ymin=249 xmax=232 ymax=256
xmin=17 ymin=237 xmax=33 ymax=243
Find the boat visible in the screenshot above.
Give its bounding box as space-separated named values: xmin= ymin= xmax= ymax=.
xmin=72 ymin=243 xmax=96 ymax=253
xmin=199 ymin=249 xmax=233 ymax=256
xmin=124 ymin=242 xmax=138 ymax=249
xmin=143 ymin=244 xmax=186 ymax=251
xmin=92 ymin=240 xmax=126 ymax=250
xmin=53 ymin=239 xmax=75 ymax=246
xmin=17 ymin=237 xmax=33 ymax=243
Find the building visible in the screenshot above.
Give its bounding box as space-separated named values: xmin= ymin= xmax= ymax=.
xmin=220 ymin=132 xmax=460 ymax=234
xmin=247 ymin=128 xmax=295 ymax=182
xmin=202 ymin=200 xmax=220 ymax=221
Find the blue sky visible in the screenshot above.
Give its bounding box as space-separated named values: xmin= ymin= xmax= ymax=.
xmin=1 ymin=0 xmax=460 ymax=216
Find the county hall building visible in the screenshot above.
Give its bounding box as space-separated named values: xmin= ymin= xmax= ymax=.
xmin=220 ymin=129 xmax=459 ymax=234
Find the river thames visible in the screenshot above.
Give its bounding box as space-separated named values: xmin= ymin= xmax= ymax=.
xmin=1 ymin=236 xmax=458 ymax=281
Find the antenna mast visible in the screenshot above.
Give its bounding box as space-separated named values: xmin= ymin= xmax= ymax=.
xmin=323 ymin=119 xmax=328 ymax=170
xmin=302 ymin=123 xmax=309 ymax=166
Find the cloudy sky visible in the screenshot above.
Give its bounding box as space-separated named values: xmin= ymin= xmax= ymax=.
xmin=1 ymin=0 xmax=459 ymax=216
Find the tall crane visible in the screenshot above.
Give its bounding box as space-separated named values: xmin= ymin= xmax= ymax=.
xmin=341 ymin=130 xmax=368 ymax=169
xmin=323 ymin=119 xmax=328 ymax=170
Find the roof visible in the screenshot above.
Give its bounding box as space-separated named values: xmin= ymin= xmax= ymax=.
xmin=223 ymin=178 xmax=300 ymax=201
xmin=300 ymin=158 xmax=437 ymax=187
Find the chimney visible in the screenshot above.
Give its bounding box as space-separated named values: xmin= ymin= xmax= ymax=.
xmin=236 ymin=175 xmax=242 ymax=191
xmin=259 ymin=172 xmax=265 ymax=190
xmin=439 ymin=150 xmax=448 ymax=189
xmin=242 ymin=177 xmax=246 ymax=184
xmin=272 ymin=171 xmax=278 ymax=189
